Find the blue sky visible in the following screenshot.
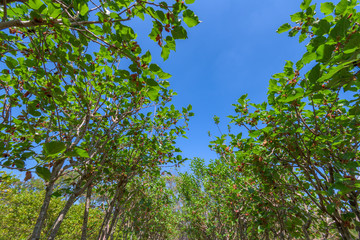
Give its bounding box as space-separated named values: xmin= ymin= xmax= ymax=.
xmin=152 ymin=0 xmax=319 ymax=170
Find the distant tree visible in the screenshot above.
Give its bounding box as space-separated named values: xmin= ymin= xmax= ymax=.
xmin=0 ymin=171 xmax=103 ymax=239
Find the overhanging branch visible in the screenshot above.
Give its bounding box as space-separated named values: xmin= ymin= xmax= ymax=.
xmin=0 ymin=18 xmax=130 ymax=31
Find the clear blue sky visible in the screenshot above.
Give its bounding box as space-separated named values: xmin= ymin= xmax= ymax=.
xmin=149 ymin=0 xmax=329 ymax=171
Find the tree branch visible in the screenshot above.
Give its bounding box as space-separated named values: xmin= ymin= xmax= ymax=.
xmin=0 ymin=18 xmax=130 ymax=31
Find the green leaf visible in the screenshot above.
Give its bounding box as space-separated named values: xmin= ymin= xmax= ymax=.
xmin=171 ymin=26 xmax=188 ymax=39
xmin=44 ymin=141 xmax=66 ymax=156
xmin=313 ymin=19 xmax=330 ymax=36
xmin=300 ymin=0 xmax=311 ymax=10
xmin=183 ymin=9 xmax=200 ymax=28
xmin=213 ymin=115 xmax=220 ymax=124
xmin=157 ymin=70 xmax=171 ymax=79
xmin=28 ymin=0 xmax=44 ymax=10
xmin=62 ymin=16 xmax=71 ymax=26
xmin=48 ymin=3 xmax=61 ymax=18
xmin=146 ymin=78 xmax=159 ymax=87
xmin=308 ymin=64 xmax=321 ymax=83
xmin=149 ymin=63 xmax=161 ymax=72
xmin=299 ymin=33 xmax=307 ymax=43
xmin=149 ymin=64 xmax=172 ymax=79
xmin=79 ymin=2 xmax=89 ymax=16
xmin=306 ymin=5 xmax=316 ymax=15
xmin=301 ymin=52 xmax=316 ymax=65
xmin=320 ymin=2 xmax=335 ymax=15
xmin=284 ymin=60 xmax=294 ymax=76
xmin=329 ymin=17 xmax=350 ymax=40
xmin=185 ymin=0 xmax=195 ymax=4
xmin=52 ymin=190 xmax=63 ymax=197
xmin=142 ymin=51 xmax=152 ymax=64
xmin=290 ymin=12 xmax=304 ymax=22
xmin=147 ymin=86 xmax=160 ymax=101
xmin=14 ymin=160 xmax=25 ymax=169
xmin=327 ymin=68 xmax=352 ymax=88
xmin=317 ymin=62 xmax=349 ymax=83
xmin=288 ymin=28 xmax=299 ymax=37
xmin=343 ymin=34 xmax=360 ymax=54
xmin=165 ymin=36 xmax=176 ymax=50
xmin=279 ymin=88 xmax=304 ymax=103
xmin=160 ymin=80 xmax=170 ymax=88
xmin=155 ymin=10 xmax=165 ymax=22
xmin=316 ymin=44 xmax=335 ymax=62
xmin=268 ymin=79 xmax=281 ymax=93
xmin=65 ymin=148 xmax=89 ymax=158
xmin=5 ymin=56 xmax=18 ymax=69
xmin=161 ymin=46 xmax=170 ymax=61
xmin=28 ymin=104 xmax=41 ymax=117
xmin=277 ymin=23 xmax=291 ymax=34
xmin=36 ymin=166 xmax=51 ymax=181
xmin=335 ymin=0 xmax=348 ymax=15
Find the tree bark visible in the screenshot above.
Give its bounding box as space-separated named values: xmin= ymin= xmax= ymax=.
xmin=30 ymin=160 xmax=64 ymax=240
xmin=47 ymin=176 xmax=94 ymax=239
xmin=30 ymin=180 xmax=56 ymax=240
xmin=47 ymin=193 xmax=78 ymax=240
xmin=81 ymin=185 xmax=93 ymax=240
xmin=98 ymin=181 xmax=125 ymax=240
xmin=335 ymin=220 xmax=353 ymax=240
xmin=107 ymin=200 xmax=122 ymax=240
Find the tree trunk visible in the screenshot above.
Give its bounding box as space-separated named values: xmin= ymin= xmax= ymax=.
xmin=30 ymin=180 xmax=56 ymax=240
xmin=348 ymin=191 xmax=360 ymax=239
xmin=335 ymin=220 xmax=353 ymax=240
xmin=108 ymin=201 xmax=122 ymax=240
xmin=98 ymin=181 xmax=124 ymax=240
xmin=81 ymin=185 xmax=93 ymax=240
xmin=302 ymin=214 xmax=312 ymax=240
xmin=47 ymin=193 xmax=78 ymax=239
xmin=30 ymin=160 xmax=64 ymax=240
xmin=48 ymin=177 xmax=93 ymax=239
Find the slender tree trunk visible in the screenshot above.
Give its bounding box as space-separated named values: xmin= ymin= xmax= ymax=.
xmin=264 ymin=229 xmax=270 ymax=240
xmin=109 ymin=216 xmax=121 ymax=240
xmin=47 ymin=164 xmax=103 ymax=239
xmin=30 ymin=180 xmax=56 ymax=240
xmin=302 ymin=214 xmax=312 ymax=240
xmin=237 ymin=217 xmax=246 ymax=240
xmin=48 ymin=177 xmax=94 ymax=239
xmin=104 ymin=201 xmax=120 ymax=239
xmin=349 ymin=191 xmax=360 ymax=239
xmin=81 ymin=185 xmax=93 ymax=240
xmin=98 ymin=198 xmax=117 ymax=239
xmin=30 ymin=160 xmax=64 ymax=240
xmin=108 ymin=201 xmax=122 ymax=240
xmin=98 ymin=181 xmax=124 ymax=240
xmin=335 ymin=220 xmax=353 ymax=240
xmin=48 ymin=193 xmax=78 ymax=239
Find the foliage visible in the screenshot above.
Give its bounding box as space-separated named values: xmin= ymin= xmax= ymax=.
xmin=0 ymin=171 xmax=184 ymax=239
xmin=0 ymin=0 xmax=198 ymax=238
xmin=201 ymin=0 xmax=360 ymax=239
xmin=0 ymin=172 xmax=103 ymax=239
xmin=3 ymin=0 xmax=360 ymax=239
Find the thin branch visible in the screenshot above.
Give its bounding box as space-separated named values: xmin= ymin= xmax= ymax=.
xmin=0 ymin=18 xmax=130 ymax=31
